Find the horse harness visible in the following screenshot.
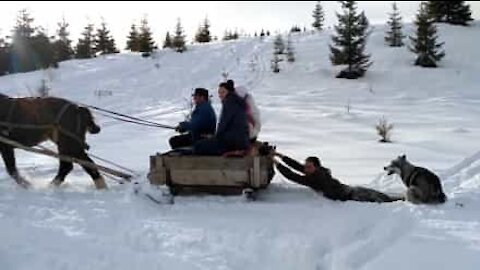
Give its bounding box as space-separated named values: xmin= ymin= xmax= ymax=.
xmin=51 ymin=102 xmax=88 ymax=149
xmin=0 ymin=99 xmax=89 ymax=150
xmin=0 ymin=98 xmax=16 ymax=136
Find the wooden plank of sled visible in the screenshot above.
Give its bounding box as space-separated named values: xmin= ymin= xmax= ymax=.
xmin=170 ymin=169 xmax=249 ymax=186
xmin=163 ymin=156 xmax=253 ymax=170
xmin=147 ymin=154 xmax=167 ymax=185
xmin=147 ymin=168 xmax=167 ymax=186
xmin=252 ymin=156 xmax=261 ymax=188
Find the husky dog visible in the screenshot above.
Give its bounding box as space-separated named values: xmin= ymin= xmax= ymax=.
xmin=384 ymin=155 xmax=447 ymax=204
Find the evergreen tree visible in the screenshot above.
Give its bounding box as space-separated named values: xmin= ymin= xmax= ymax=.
xmin=286 ymin=36 xmax=295 ymax=62
xmin=271 ymin=53 xmax=281 ymax=73
xmin=410 ymin=2 xmax=445 ymax=67
xmin=195 ymin=17 xmax=212 ymax=43
xmin=126 ymin=23 xmax=140 ymax=52
xmin=0 ymin=37 xmax=10 ymax=75
xmin=75 ymin=23 xmax=95 ymax=59
xmin=31 ymin=27 xmax=57 ymax=68
xmin=163 ymin=31 xmax=172 ymax=49
xmin=427 ymin=1 xmax=447 ymax=22
xmin=329 ymin=1 xmax=372 ymax=79
xmin=273 ymin=34 xmax=285 ymax=55
xmin=223 ymin=30 xmax=240 ymax=41
xmin=222 ymin=30 xmax=232 ymax=41
xmin=10 ymin=9 xmax=37 ymax=72
xmin=290 ymin=25 xmax=302 ymax=33
xmin=385 ymin=2 xmax=405 ymax=47
xmin=312 ymin=1 xmax=325 ymax=31
xmin=138 ymin=17 xmax=156 ymax=54
xmin=427 ymin=1 xmax=473 ymax=26
xmin=232 ymin=30 xmax=239 ymax=40
xmin=53 ymin=17 xmax=74 ymax=62
xmin=447 ymin=1 xmax=473 ymax=25
xmin=260 ymin=29 xmax=265 ymax=37
xmin=172 ymin=18 xmax=186 ymax=52
xmin=95 ymin=20 xmax=118 ymax=55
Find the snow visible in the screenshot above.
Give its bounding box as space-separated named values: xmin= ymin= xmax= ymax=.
xmin=1 ymin=22 xmax=480 ymax=269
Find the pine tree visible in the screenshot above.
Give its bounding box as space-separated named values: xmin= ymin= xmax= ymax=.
xmin=163 ymin=31 xmax=172 ymax=49
xmin=410 ymin=2 xmax=445 ymax=67
xmin=427 ymin=1 xmax=473 ymax=26
xmin=126 ymin=23 xmax=140 ymax=52
xmin=271 ymin=53 xmax=281 ymax=73
xmin=286 ymin=36 xmax=295 ymax=62
xmin=290 ymin=25 xmax=302 ymax=33
xmin=75 ymin=23 xmax=95 ymax=59
xmin=427 ymin=1 xmax=447 ymax=22
xmin=0 ymin=37 xmax=10 ymax=75
xmin=53 ymin=17 xmax=74 ymax=62
xmin=223 ymin=30 xmax=240 ymax=41
xmin=172 ymin=18 xmax=186 ymax=52
xmin=273 ymin=34 xmax=285 ymax=55
xmin=10 ymin=9 xmax=37 ymax=72
xmin=195 ymin=17 xmax=212 ymax=43
xmin=31 ymin=27 xmax=57 ymax=68
xmin=447 ymin=1 xmax=473 ymax=25
xmin=95 ymin=20 xmax=118 ymax=55
xmin=232 ymin=30 xmax=239 ymax=40
xmin=260 ymin=29 xmax=265 ymax=37
xmin=138 ymin=17 xmax=156 ymax=54
xmin=222 ymin=30 xmax=232 ymax=41
xmin=385 ymin=2 xmax=405 ymax=47
xmin=329 ymin=1 xmax=372 ymax=79
xmin=312 ymin=1 xmax=325 ymax=31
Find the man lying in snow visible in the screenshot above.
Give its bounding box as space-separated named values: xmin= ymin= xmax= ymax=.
xmin=273 ymin=152 xmax=403 ymax=203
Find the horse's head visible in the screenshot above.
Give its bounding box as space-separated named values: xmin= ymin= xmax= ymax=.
xmin=78 ymin=107 xmax=101 ymax=134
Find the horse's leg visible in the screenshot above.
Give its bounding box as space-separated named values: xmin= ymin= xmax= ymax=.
xmin=51 ymin=160 xmax=73 ymax=187
xmin=0 ymin=145 xmax=31 ymax=188
xmin=76 ymin=151 xmax=107 ymax=190
xmin=57 ymin=137 xmax=106 ymax=189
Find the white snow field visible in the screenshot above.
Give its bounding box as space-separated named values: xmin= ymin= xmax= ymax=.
xmin=1 ymin=22 xmax=480 ymax=270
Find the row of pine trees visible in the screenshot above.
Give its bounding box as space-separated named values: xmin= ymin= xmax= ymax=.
xmin=0 ymin=9 xmax=120 ymax=75
xmin=0 ymin=2 xmax=475 ymax=77
xmin=322 ymin=0 xmax=473 ymax=79
xmin=0 ymin=10 xmax=247 ymax=76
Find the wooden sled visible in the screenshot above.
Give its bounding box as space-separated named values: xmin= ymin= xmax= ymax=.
xmin=147 ymin=149 xmax=274 ymax=197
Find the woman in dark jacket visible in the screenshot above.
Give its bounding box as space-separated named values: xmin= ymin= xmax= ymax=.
xmin=194 ymin=80 xmax=250 ymax=155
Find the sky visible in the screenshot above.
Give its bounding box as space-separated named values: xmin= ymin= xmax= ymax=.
xmin=0 ymin=1 xmax=479 ymax=51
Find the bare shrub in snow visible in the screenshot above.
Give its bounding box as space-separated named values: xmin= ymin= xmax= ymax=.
xmin=376 ymin=116 xmax=394 ymax=143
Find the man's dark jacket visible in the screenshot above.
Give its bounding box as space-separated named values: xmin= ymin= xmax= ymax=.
xmin=178 ymin=101 xmax=217 ymax=142
xmin=276 ymin=156 xmax=351 ymax=201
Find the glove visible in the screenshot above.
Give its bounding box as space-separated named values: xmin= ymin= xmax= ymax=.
xmin=176 ymin=122 xmax=187 ymax=133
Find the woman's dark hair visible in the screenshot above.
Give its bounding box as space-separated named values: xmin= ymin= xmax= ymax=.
xmin=219 ymin=79 xmax=235 ymax=93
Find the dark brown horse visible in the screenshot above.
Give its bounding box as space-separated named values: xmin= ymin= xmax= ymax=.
xmin=0 ymin=94 xmax=107 ymax=189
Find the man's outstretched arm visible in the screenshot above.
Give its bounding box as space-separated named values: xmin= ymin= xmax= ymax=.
xmin=275 ymin=161 xmax=309 ymax=187
xmin=278 ymin=154 xmax=304 ymax=173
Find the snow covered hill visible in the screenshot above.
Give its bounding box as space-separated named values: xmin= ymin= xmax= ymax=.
xmin=1 ymin=22 xmax=480 ymax=270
